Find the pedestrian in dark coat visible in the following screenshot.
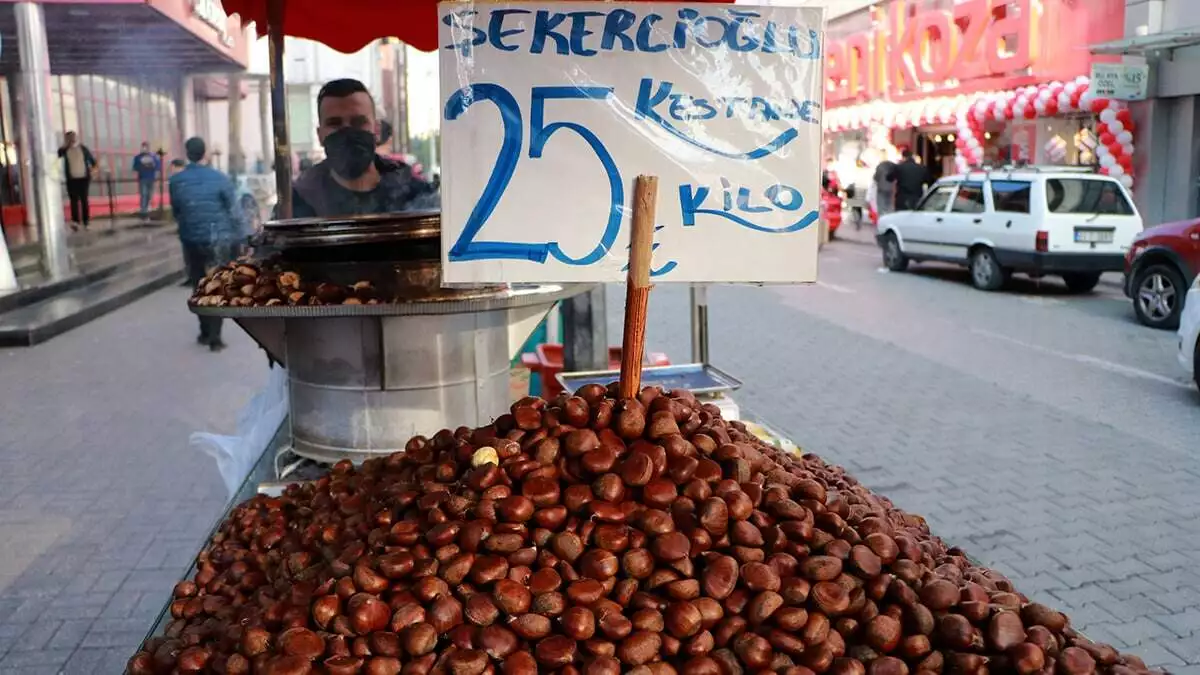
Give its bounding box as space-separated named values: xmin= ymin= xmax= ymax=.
xmin=894 ymin=149 xmax=932 ymax=211
xmin=170 ymin=137 xmax=240 ymax=352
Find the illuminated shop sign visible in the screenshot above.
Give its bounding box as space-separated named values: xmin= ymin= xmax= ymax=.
xmin=826 ymin=0 xmax=1037 ymax=103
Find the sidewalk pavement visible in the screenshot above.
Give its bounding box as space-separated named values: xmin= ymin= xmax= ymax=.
xmin=0 ymin=286 xmax=268 ymax=674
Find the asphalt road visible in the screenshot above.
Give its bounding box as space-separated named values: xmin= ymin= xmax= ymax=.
xmin=607 ymin=226 xmax=1200 ymax=671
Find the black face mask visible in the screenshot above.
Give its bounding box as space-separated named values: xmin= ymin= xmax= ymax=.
xmin=324 ymin=127 xmax=376 ymax=180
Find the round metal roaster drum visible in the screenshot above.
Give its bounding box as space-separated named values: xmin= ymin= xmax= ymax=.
xmin=199 ymin=211 xmax=586 ymax=464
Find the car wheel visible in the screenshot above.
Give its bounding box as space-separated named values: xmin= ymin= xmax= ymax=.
xmin=881 ymin=233 xmax=908 ymax=271
xmin=1062 ymin=272 xmax=1102 ymax=293
xmin=969 ymin=247 xmax=1007 ymax=291
xmin=1132 ymin=263 xmax=1184 ymax=330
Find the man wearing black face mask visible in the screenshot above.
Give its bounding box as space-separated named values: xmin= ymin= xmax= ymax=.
xmin=288 ymin=78 xmax=437 ymax=219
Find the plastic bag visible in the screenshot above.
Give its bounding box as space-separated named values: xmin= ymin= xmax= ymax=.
xmin=191 ymin=366 xmax=289 ymax=499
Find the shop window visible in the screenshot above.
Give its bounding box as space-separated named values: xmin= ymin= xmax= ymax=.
xmin=951 ymin=183 xmax=985 ymax=214
xmin=1046 ymin=178 xmax=1134 ymax=215
xmin=61 ymin=94 xmax=78 ymax=141
xmin=79 ymin=99 xmax=96 ymax=143
xmin=990 ymin=180 xmax=1031 ymax=214
xmin=919 ymin=184 xmax=956 ymax=212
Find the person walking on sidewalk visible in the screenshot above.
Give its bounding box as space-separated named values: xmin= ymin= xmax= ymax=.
xmin=57 ymin=131 xmax=96 ymax=231
xmin=170 ymin=137 xmax=240 ymax=352
xmin=872 ymin=154 xmax=898 ymax=217
xmin=895 ymin=148 xmax=932 ymax=211
xmin=132 ymin=142 xmax=161 ymax=221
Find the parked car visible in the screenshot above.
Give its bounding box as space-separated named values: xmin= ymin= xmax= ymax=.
xmin=876 ymin=167 xmax=1143 ymax=292
xmin=1179 ymin=276 xmax=1200 ymax=390
xmin=1124 ymin=218 xmax=1200 ymax=329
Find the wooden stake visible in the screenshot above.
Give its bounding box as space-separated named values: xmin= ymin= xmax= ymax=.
xmin=619 ymin=175 xmax=658 ymax=400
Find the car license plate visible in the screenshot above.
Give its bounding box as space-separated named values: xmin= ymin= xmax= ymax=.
xmin=1074 ymin=228 xmax=1114 ymax=244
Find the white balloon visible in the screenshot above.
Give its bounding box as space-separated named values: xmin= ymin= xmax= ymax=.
xmin=967 ymin=137 xmax=981 ymax=149
xmin=1076 ymin=75 xmax=1090 ymax=85
xmin=1121 ymin=142 xmax=1135 ymax=155
xmin=1079 ymin=91 xmax=1094 ymax=110
xmin=1065 ymin=83 xmax=1079 ymax=96
xmin=1057 ymin=93 xmax=1071 ymax=110
xmin=1034 ymin=100 xmax=1046 ymax=115
xmin=1119 ymin=175 xmax=1134 ymax=188
xmin=1099 ymin=154 xmax=1116 ymax=167
xmin=1117 ymin=130 xmax=1133 ymax=144
xmin=1109 ymin=120 xmax=1124 ymax=134
xmin=1109 ymin=164 xmax=1125 ymax=176
xmin=1099 ymin=108 xmax=1117 ymax=124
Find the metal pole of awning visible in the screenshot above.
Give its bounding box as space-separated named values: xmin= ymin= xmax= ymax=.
xmin=267 ymin=0 xmax=291 ymax=219
xmin=689 ymin=284 xmax=709 ymax=365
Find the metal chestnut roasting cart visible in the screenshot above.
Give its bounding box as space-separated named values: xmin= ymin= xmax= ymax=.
xmin=131 ymin=1 xmax=1169 ymax=673
xmin=191 ymin=210 xmax=586 ymax=467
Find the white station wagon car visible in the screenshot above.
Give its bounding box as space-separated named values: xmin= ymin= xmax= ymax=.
xmin=875 ymin=168 xmax=1144 ymax=292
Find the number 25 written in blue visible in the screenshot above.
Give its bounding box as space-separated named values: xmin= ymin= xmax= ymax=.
xmin=444 ymin=83 xmax=623 ymax=266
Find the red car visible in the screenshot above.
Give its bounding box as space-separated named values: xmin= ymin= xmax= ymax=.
xmin=1124 ymin=219 xmax=1200 ymax=329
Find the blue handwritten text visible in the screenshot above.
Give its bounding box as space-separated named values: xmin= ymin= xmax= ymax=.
xmin=679 ymin=178 xmax=819 ymax=233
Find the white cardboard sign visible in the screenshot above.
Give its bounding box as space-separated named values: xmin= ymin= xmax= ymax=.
xmin=438 ymin=2 xmax=825 ymax=284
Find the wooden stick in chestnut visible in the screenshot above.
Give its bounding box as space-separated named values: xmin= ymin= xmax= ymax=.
xmin=619 ymin=175 xmax=658 ymax=400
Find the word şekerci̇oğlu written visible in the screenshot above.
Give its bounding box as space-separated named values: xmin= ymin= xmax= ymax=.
xmin=438 ymin=3 xmax=826 ymax=284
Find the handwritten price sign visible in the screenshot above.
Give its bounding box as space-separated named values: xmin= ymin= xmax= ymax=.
xmin=438 ymin=2 xmax=825 ymax=283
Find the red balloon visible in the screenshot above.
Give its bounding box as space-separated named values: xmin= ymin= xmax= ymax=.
xmin=1091 ymin=98 xmax=1110 ymax=113
xmin=1098 ymin=167 xmax=1110 ymax=175
xmin=1044 ymin=101 xmax=1059 ymax=117
xmin=1118 ymin=155 xmax=1133 ymax=170
xmin=1095 ymin=122 xmax=1109 ymax=136
xmin=1070 ymin=93 xmax=1082 ymax=108
xmin=1099 ymin=132 xmax=1116 ymax=146
xmin=1107 ymin=141 xmax=1123 ymax=156
xmin=1116 ymin=109 xmax=1133 ymax=125
xmin=1022 ymin=107 xmax=1037 ymax=119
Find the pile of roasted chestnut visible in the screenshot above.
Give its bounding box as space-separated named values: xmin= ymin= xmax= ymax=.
xmin=128 ymin=385 xmax=1161 ymax=675
xmin=189 ymin=259 xmax=381 ymax=308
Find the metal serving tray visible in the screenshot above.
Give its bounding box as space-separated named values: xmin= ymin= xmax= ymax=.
xmin=556 ymin=363 xmax=743 ymax=396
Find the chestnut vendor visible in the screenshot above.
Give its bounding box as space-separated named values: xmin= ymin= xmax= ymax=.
xmin=284 ymin=78 xmax=438 ymax=218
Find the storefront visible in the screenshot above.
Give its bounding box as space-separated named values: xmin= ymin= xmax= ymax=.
xmin=823 ymin=0 xmax=1127 ymax=195
xmin=0 ymin=0 xmax=249 ymax=266
xmin=1091 ymin=0 xmax=1200 ymax=225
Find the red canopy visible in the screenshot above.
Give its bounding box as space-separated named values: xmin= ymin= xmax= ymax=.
xmin=221 ymin=0 xmax=727 ymax=54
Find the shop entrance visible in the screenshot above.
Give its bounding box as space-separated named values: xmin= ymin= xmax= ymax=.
xmin=915 ymin=130 xmax=957 ymax=181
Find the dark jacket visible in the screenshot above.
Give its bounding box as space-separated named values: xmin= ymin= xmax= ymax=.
xmin=57 ymin=144 xmax=96 ymax=180
xmin=287 ymin=156 xmax=439 ymax=219
xmin=895 ymin=159 xmax=931 ymax=198
xmin=169 ymin=163 xmax=240 ymax=246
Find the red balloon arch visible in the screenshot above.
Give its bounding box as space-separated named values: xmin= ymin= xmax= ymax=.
xmin=824 ymin=77 xmax=1137 ymax=189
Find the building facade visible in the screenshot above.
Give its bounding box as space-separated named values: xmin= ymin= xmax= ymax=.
xmin=823 ymin=0 xmax=1126 ymax=197
xmin=0 ymin=0 xmax=250 ymax=275
xmin=1093 ymin=0 xmax=1200 ymax=226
